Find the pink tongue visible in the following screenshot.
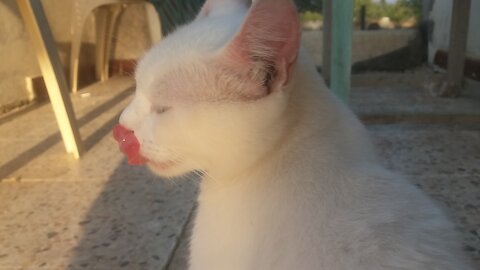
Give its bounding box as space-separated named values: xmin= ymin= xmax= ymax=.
xmin=113 ymin=124 xmax=147 ymax=165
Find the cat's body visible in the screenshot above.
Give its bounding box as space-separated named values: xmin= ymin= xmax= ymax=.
xmin=117 ymin=0 xmax=474 ymax=269
xmin=189 ymin=50 xmax=471 ymax=270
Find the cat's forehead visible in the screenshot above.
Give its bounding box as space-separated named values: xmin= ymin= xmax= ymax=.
xmin=135 ymin=12 xmax=245 ymax=85
xmin=137 ymin=59 xmax=259 ymax=105
xmin=134 ymin=11 xmax=247 ymax=103
xmin=135 ymin=52 xmax=222 ymax=105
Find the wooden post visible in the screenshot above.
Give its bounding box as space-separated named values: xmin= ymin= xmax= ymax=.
xmin=322 ymin=0 xmax=332 ymax=86
xmin=442 ymin=0 xmax=471 ymax=97
xmin=330 ymin=0 xmax=354 ymax=102
xmin=17 ymin=0 xmax=83 ymax=158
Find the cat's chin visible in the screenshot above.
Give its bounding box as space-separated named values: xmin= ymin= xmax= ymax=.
xmin=147 ymin=160 xmax=188 ymax=178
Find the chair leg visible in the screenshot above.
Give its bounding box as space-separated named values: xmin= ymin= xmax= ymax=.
xmin=145 ymin=2 xmax=162 ymax=45
xmin=95 ymin=6 xmax=110 ymax=82
xmin=70 ymin=8 xmax=93 ymax=93
xmin=102 ymin=5 xmax=123 ymax=80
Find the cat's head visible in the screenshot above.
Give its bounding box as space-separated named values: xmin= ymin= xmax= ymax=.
xmin=117 ymin=0 xmax=301 ymax=179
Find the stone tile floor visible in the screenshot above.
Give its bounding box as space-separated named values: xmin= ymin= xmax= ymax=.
xmin=0 ymin=74 xmax=479 ymax=269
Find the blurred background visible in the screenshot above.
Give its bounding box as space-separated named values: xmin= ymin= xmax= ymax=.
xmin=1 ymin=0 xmax=479 ymax=112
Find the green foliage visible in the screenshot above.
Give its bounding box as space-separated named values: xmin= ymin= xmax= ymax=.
xmin=387 ymin=0 xmax=422 ymax=23
xmin=300 ymin=11 xmax=323 ymax=23
xmin=353 ymin=0 xmax=422 ymax=25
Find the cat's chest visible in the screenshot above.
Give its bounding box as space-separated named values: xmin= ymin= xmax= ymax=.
xmin=190 ymin=197 xmax=327 ymax=270
xmin=195 ymin=180 xmax=273 ymax=231
xmin=190 ymin=178 xmax=328 ymax=263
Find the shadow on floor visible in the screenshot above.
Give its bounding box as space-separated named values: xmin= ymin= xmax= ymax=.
xmin=0 ymin=103 xmax=48 ymax=126
xmin=0 ymin=89 xmax=132 ymax=180
xmin=65 ymin=160 xmax=197 ymax=269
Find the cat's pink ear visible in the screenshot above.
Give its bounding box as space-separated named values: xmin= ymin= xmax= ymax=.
xmin=220 ymin=0 xmax=301 ymax=88
xmin=197 ymin=0 xmax=250 ymax=18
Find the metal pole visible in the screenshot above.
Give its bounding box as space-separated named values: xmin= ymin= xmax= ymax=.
xmin=330 ymin=0 xmax=354 ymax=102
xmin=322 ymin=0 xmax=332 ymax=86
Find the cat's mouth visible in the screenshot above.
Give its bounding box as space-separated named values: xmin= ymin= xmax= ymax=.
xmin=113 ymin=124 xmax=148 ymax=165
xmin=113 ymin=125 xmax=179 ymax=173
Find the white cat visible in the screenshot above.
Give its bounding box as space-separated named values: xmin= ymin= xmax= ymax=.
xmin=118 ymin=0 xmax=474 ymax=269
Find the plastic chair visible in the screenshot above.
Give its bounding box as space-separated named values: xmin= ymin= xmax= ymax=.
xmin=16 ymin=0 xmax=83 ymax=157
xmin=70 ymin=0 xmax=162 ymax=92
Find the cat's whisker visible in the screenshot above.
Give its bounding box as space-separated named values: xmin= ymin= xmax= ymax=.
xmin=183 ymin=172 xmax=201 ymax=185
xmin=164 ymin=149 xmax=210 ymax=183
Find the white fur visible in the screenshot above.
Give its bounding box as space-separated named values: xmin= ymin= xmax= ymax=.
xmin=119 ymin=1 xmax=474 ymax=269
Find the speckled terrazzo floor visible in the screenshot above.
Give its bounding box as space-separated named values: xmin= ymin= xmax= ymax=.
xmin=0 ymin=77 xmax=198 ymax=270
xmin=371 ymin=123 xmax=480 ymax=265
xmin=0 ymin=74 xmax=479 ymax=270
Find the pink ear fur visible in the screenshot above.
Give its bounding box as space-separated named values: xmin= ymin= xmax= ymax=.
xmin=197 ymin=0 xmax=250 ymax=18
xmin=220 ymin=0 xmax=301 ymax=88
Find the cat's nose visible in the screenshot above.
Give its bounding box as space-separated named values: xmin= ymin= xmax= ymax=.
xmin=113 ymin=124 xmax=148 ymax=165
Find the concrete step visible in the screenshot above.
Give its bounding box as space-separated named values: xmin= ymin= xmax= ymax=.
xmin=350 ymin=71 xmax=480 ymax=124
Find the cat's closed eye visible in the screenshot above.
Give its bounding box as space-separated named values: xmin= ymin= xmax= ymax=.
xmin=152 ymin=106 xmax=171 ymax=114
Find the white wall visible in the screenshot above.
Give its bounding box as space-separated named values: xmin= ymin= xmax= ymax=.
xmin=0 ymin=1 xmax=42 ymax=106
xmin=0 ymin=0 xmax=151 ymax=108
xmin=428 ymin=0 xmax=480 ymax=62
